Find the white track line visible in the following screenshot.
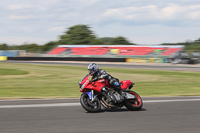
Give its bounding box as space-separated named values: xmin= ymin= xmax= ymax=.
xmin=0 ymin=103 xmax=80 ymax=108
xmin=0 ymin=98 xmax=200 ymax=108
xmin=143 ymin=98 xmax=200 ymax=103
xmin=0 ymin=98 xmax=79 ymax=102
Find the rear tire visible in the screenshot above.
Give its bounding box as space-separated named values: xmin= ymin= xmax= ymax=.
xmin=80 ymin=93 xmax=101 ymax=113
xmin=124 ymin=91 xmax=143 ymax=111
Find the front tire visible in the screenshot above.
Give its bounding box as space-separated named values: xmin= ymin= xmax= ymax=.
xmin=124 ymin=91 xmax=143 ymax=111
xmin=80 ymin=93 xmax=101 ymax=113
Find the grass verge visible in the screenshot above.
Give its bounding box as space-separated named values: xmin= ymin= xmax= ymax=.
xmin=0 ymin=68 xmax=29 ymax=75
xmin=0 ymin=62 xmax=200 ymax=99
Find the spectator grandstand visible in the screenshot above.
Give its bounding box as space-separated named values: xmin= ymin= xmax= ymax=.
xmin=47 ymin=45 xmax=183 ymax=57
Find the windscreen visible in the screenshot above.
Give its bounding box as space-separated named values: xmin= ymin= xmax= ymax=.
xmin=81 ymin=74 xmax=90 ymax=82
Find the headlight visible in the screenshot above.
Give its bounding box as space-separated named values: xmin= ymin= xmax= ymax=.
xmin=80 ymin=83 xmax=86 ymax=91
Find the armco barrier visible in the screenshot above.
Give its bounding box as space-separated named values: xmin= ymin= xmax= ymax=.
xmin=7 ymin=57 xmax=126 ymax=62
xmin=6 ymin=57 xmax=197 ymax=64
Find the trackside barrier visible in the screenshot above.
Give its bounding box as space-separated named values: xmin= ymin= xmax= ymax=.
xmin=0 ymin=56 xmax=7 ymax=61
xmin=7 ymin=57 xmax=168 ymax=63
xmin=6 ymin=57 xmax=198 ymax=64
xmin=7 ymin=57 xmax=126 ymax=62
xmin=126 ymin=58 xmax=167 ymax=63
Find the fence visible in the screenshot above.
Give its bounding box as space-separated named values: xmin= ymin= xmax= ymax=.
xmin=0 ymin=50 xmax=26 ymax=57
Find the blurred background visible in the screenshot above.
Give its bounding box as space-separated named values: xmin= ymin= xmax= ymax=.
xmin=1 ymin=1 xmax=200 ymax=133
xmin=0 ymin=24 xmax=199 ymax=64
xmin=0 ymin=0 xmax=200 ymax=63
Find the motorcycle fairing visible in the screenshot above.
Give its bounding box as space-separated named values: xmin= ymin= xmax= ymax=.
xmin=80 ymin=75 xmax=134 ymax=93
xmin=80 ymin=74 xmax=90 ymax=85
xmin=80 ymin=75 xmax=106 ymax=93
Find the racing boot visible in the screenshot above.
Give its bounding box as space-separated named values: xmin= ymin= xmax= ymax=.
xmin=115 ymin=86 xmax=126 ymax=101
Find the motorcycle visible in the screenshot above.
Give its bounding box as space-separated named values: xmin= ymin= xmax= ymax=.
xmin=78 ymin=74 xmax=143 ymax=113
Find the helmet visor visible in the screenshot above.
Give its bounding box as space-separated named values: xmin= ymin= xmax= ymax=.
xmin=88 ymin=69 xmax=93 ymax=75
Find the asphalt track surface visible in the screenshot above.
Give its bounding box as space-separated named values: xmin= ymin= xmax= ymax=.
xmin=1 ymin=61 xmax=200 ymax=132
xmin=0 ymin=97 xmax=200 ymax=133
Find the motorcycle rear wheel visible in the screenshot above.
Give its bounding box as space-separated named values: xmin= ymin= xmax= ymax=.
xmin=124 ymin=91 xmax=143 ymax=111
xmin=80 ymin=93 xmax=101 ymax=113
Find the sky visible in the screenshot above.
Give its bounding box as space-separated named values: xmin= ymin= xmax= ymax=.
xmin=0 ymin=0 xmax=200 ymax=45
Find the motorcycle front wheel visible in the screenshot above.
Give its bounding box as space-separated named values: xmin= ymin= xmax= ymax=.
xmin=80 ymin=93 xmax=101 ymax=113
xmin=124 ymin=91 xmax=143 ymax=111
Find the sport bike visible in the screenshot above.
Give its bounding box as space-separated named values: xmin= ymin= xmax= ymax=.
xmin=78 ymin=74 xmax=143 ymax=113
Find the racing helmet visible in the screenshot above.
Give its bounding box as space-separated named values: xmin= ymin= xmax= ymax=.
xmin=88 ymin=63 xmax=99 ymax=75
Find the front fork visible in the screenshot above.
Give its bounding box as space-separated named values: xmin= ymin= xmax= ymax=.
xmin=84 ymin=90 xmax=96 ymax=102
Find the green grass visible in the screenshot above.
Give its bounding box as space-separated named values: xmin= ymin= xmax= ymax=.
xmin=0 ymin=68 xmax=29 ymax=75
xmin=0 ymin=62 xmax=200 ymax=99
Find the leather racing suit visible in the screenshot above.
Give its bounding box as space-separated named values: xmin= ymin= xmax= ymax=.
xmin=90 ymin=69 xmax=122 ymax=93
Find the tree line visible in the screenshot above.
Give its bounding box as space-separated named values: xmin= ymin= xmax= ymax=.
xmin=0 ymin=25 xmax=134 ymax=53
xmin=162 ymin=39 xmax=200 ymax=52
xmin=0 ymin=24 xmax=200 ymax=52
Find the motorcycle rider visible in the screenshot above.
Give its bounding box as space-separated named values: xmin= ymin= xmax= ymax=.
xmin=88 ymin=63 xmax=124 ymax=97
